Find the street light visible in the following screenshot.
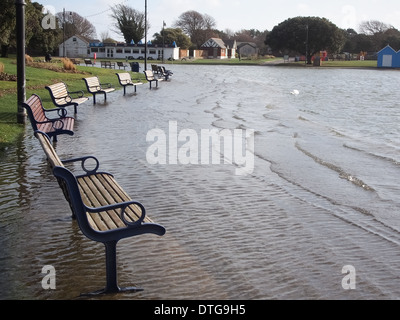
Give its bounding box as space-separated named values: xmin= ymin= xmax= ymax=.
xmin=15 ymin=0 xmax=26 ymax=124
xmin=144 ymin=0 xmax=147 ymax=70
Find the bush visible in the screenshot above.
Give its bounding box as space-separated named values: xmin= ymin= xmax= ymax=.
xmin=61 ymin=57 xmax=77 ymax=71
xmin=0 ymin=62 xmax=4 ymax=73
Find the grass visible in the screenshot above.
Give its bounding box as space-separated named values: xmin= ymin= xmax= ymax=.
xmin=0 ymin=56 xmax=146 ymax=149
xmin=276 ymin=59 xmax=378 ymax=68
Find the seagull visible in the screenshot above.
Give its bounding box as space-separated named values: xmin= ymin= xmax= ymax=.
xmin=291 ymin=90 xmax=300 ymax=95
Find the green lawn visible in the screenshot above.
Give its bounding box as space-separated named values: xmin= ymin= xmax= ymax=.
xmin=0 ymin=56 xmax=145 ymax=148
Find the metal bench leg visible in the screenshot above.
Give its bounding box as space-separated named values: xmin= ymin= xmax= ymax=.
xmin=80 ymin=240 xmax=143 ymax=296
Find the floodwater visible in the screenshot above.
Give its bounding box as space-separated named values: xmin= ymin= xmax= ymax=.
xmin=1 ymin=64 xmax=400 ymax=300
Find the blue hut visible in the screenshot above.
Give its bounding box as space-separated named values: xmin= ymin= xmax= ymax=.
xmin=377 ymin=45 xmax=400 ymax=68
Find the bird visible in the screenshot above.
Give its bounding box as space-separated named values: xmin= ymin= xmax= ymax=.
xmin=291 ymin=90 xmax=300 ymax=95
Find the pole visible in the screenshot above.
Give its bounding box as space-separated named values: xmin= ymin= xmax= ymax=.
xmin=144 ymin=0 xmax=147 ymax=70
xmin=305 ymin=24 xmax=309 ymax=65
xmin=63 ymin=8 xmax=65 ymax=57
xmin=162 ymin=21 xmax=165 ymax=63
xmin=16 ymin=0 xmax=26 ymax=124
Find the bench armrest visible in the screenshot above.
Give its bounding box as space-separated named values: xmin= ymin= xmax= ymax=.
xmin=100 ymin=83 xmax=113 ymax=88
xmin=45 ymin=107 xmax=68 ymax=118
xmin=86 ymin=200 xmax=146 ymax=227
xmin=62 ymin=156 xmax=100 ymax=175
xmin=68 ymin=90 xmax=85 ymax=98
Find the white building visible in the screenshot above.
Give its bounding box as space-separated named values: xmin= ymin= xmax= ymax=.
xmin=58 ymin=35 xmax=89 ymax=58
xmin=88 ymin=42 xmax=180 ymax=61
xmin=58 ymin=35 xmax=180 ymax=61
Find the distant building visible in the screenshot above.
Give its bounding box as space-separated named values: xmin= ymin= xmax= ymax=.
xmin=58 ymin=35 xmax=180 ymax=60
xmin=200 ymin=38 xmax=236 ymax=59
xmin=59 ymin=35 xmax=89 ymax=58
xmin=237 ymin=42 xmax=258 ymax=58
xmin=88 ymin=42 xmax=180 ymax=61
xmin=377 ymin=45 xmax=400 ymax=68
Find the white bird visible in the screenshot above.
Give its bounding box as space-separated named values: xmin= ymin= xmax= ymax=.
xmin=291 ymin=90 xmax=300 ymax=95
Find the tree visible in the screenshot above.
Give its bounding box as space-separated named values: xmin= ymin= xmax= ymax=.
xmin=110 ymin=4 xmax=148 ymax=44
xmin=266 ymin=16 xmax=345 ymax=64
xmin=0 ymin=0 xmax=17 ymax=57
xmin=153 ymin=28 xmax=192 ymax=49
xmin=173 ymin=10 xmax=217 ymax=48
xmin=56 ymin=11 xmax=96 ymax=41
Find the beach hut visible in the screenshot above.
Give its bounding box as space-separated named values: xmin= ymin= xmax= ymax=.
xmin=377 ymin=45 xmax=400 ymax=68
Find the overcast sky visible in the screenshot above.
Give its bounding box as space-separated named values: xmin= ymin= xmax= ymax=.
xmin=38 ymin=0 xmax=400 ymax=41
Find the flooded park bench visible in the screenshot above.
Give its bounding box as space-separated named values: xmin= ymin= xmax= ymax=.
xmin=34 ymin=130 xmax=166 ymax=295
xmin=101 ymin=61 xmax=116 ymax=69
xmin=23 ymin=94 xmax=74 ymax=142
xmin=158 ymin=66 xmax=173 ymax=81
xmin=82 ymin=76 xmax=115 ymax=104
xmin=117 ymin=62 xmax=128 ymax=70
xmin=143 ymin=70 xmax=163 ymax=89
xmin=84 ymin=58 xmax=95 ymax=66
xmin=45 ymin=82 xmax=89 ymax=114
xmin=116 ymin=72 xmax=143 ymax=95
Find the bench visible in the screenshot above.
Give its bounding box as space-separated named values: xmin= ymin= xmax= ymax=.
xmin=84 ymin=59 xmax=95 ymax=66
xmin=34 ymin=130 xmax=166 ymax=295
xmin=143 ymin=70 xmax=163 ymax=89
xmin=157 ymin=66 xmax=173 ymax=81
xmin=23 ymin=94 xmax=75 ymax=142
xmin=117 ymin=62 xmax=128 ymax=70
xmin=101 ymin=61 xmax=116 ymax=69
xmin=45 ymin=82 xmax=89 ymax=114
xmin=116 ymin=72 xmax=143 ymax=95
xmin=151 ymin=64 xmax=159 ymax=74
xmin=82 ymin=76 xmax=115 ymax=104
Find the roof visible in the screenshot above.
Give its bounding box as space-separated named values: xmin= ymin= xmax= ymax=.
xmin=201 ymin=38 xmax=227 ymax=49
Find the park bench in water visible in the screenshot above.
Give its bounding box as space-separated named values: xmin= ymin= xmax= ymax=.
xmin=23 ymin=94 xmax=75 ymax=142
xmin=143 ymin=70 xmax=163 ymax=89
xmin=34 ymin=130 xmax=166 ymax=295
xmin=45 ymin=82 xmax=89 ymax=114
xmin=82 ymin=76 xmax=115 ymax=104
xmin=116 ymin=72 xmax=143 ymax=95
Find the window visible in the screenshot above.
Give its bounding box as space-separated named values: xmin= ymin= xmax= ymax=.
xmin=73 ymin=37 xmax=77 ymax=42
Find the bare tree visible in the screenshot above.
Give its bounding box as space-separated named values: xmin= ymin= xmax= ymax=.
xmin=174 ymin=10 xmax=217 ymax=48
xmin=56 ymin=11 xmax=96 ymax=41
xmin=359 ymin=20 xmax=392 ymax=35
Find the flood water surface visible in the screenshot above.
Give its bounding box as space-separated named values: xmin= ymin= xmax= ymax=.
xmin=1 ymin=64 xmax=400 ymax=300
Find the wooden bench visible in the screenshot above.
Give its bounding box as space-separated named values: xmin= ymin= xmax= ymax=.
xmin=45 ymin=82 xmax=89 ymax=114
xmin=84 ymin=59 xmax=95 ymax=66
xmin=23 ymin=94 xmax=75 ymax=142
xmin=116 ymin=72 xmax=143 ymax=95
xmin=157 ymin=66 xmax=173 ymax=81
xmin=82 ymin=76 xmax=115 ymax=104
xmin=117 ymin=62 xmax=128 ymax=70
xmin=151 ymin=64 xmax=159 ymax=74
xmin=101 ymin=61 xmax=116 ymax=69
xmin=34 ymin=130 xmax=166 ymax=295
xmin=143 ymin=70 xmax=163 ymax=89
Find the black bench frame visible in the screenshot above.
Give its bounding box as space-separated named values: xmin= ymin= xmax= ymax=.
xmin=35 ymin=131 xmax=166 ymax=295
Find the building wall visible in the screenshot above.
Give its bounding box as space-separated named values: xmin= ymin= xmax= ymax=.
xmin=59 ymin=36 xmax=88 ymax=58
xmin=88 ymin=45 xmax=180 ymax=60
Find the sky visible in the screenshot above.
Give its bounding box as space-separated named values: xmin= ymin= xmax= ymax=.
xmin=38 ymin=0 xmax=400 ymax=41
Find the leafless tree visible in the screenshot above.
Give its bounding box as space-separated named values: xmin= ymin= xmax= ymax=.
xmin=174 ymin=10 xmax=217 ymax=48
xmin=56 ymin=11 xmax=97 ymax=41
xmin=359 ymin=20 xmax=392 ymax=35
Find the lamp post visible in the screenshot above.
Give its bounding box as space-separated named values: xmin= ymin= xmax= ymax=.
xmin=144 ymin=0 xmax=147 ymax=70
xmin=16 ymin=0 xmax=26 ymax=124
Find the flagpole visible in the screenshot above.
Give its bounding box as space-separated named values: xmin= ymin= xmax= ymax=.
xmin=162 ymin=21 xmax=165 ymax=63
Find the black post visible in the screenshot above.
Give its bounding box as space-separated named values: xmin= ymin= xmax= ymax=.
xmin=16 ymin=0 xmax=26 ymax=124
xmin=144 ymin=0 xmax=147 ymax=71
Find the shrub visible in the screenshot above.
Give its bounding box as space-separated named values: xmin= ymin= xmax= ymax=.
xmin=0 ymin=62 xmax=4 ymax=73
xmin=61 ymin=57 xmax=76 ymax=71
